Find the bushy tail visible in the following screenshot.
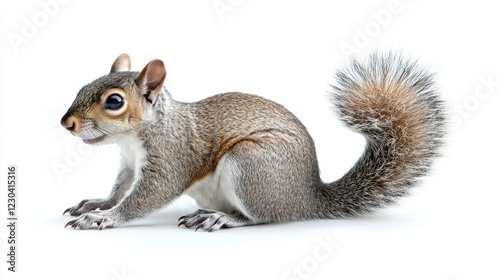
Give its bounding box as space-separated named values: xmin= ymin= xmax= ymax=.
xmin=318 ymin=53 xmax=446 ymax=218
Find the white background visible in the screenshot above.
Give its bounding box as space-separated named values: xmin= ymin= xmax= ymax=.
xmin=1 ymin=1 xmax=499 ymax=279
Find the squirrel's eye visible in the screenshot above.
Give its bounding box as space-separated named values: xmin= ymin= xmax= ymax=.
xmin=104 ymin=94 xmax=124 ymax=110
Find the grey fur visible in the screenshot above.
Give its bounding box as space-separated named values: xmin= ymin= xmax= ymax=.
xmin=62 ymin=52 xmax=445 ymax=230
xmin=319 ymin=52 xmax=446 ymax=218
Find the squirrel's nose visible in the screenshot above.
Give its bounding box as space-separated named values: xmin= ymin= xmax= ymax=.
xmin=61 ymin=114 xmax=81 ymax=134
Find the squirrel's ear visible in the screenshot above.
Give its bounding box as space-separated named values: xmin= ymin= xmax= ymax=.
xmin=135 ymin=59 xmax=166 ymax=105
xmin=110 ymin=53 xmax=131 ymax=73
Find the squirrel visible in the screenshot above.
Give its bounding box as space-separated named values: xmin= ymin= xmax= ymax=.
xmin=61 ymin=52 xmax=445 ymax=231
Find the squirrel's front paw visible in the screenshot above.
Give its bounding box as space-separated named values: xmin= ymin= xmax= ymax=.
xmin=64 ymin=210 xmax=122 ymax=230
xmin=63 ymin=199 xmax=114 ymax=216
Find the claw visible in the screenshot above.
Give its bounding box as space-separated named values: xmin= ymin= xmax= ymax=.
xmin=64 ymin=220 xmax=76 ymax=229
xmin=176 ymin=209 xmax=238 ymax=232
xmin=63 ymin=208 xmax=71 ymax=215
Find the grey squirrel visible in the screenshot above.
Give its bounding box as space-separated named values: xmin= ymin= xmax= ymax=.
xmin=61 ymin=52 xmax=445 ymax=231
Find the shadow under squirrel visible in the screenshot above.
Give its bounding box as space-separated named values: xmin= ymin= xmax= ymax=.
xmin=61 ymin=52 xmax=445 ymax=231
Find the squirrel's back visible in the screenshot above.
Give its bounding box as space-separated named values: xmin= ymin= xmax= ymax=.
xmin=189 ymin=92 xmax=320 ymax=183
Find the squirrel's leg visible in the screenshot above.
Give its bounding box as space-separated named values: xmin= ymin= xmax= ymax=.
xmin=178 ymin=138 xmax=317 ymax=232
xmin=63 ymin=164 xmax=134 ymax=216
xmin=64 ymin=165 xmax=182 ymax=230
xmin=182 ymin=140 xmax=318 ymax=230
xmin=180 ymin=147 xmax=284 ymax=232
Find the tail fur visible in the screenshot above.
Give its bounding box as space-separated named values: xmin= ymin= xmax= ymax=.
xmin=318 ymin=53 xmax=446 ymax=217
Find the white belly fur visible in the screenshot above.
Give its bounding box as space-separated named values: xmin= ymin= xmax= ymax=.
xmin=185 ymin=155 xmax=256 ymax=221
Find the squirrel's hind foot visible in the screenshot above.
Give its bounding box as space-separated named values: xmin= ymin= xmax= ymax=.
xmin=177 ymin=209 xmax=259 ymax=232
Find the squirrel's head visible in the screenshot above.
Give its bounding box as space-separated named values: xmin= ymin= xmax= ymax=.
xmin=60 ymin=53 xmax=166 ymax=145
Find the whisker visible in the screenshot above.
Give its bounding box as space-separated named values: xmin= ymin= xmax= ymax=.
xmin=95 ymin=126 xmax=136 ymax=147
